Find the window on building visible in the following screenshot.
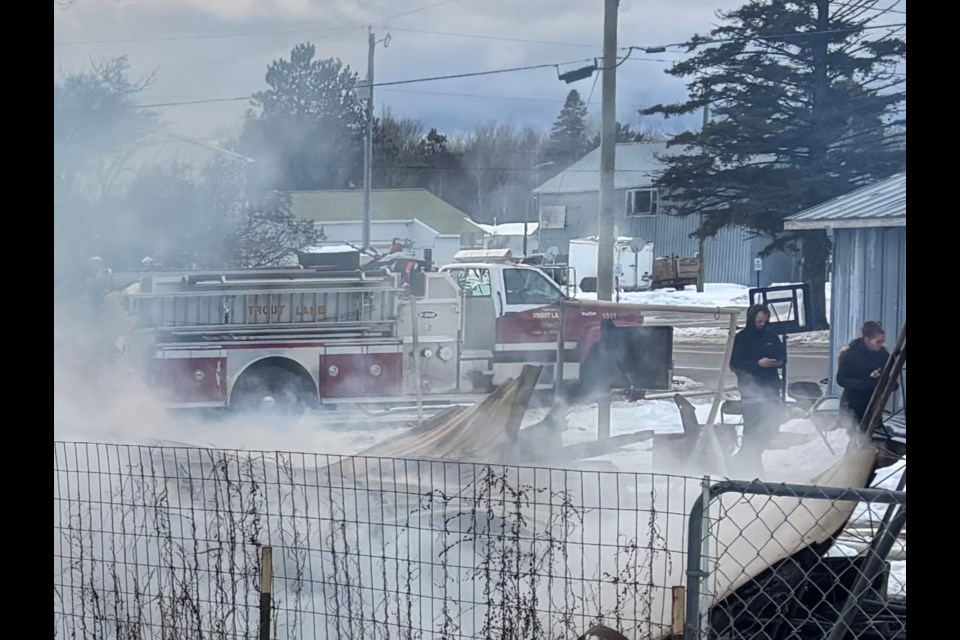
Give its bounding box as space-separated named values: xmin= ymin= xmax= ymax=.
xmin=460 ymin=232 xmax=483 ymax=248
xmin=446 ymin=267 xmax=492 ymax=297
xmin=503 ymin=268 xmax=563 ymax=306
xmin=627 ymin=189 xmax=659 ymax=216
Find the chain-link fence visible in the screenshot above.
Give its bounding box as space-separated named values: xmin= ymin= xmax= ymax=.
xmin=685 ymin=474 xmax=906 ymax=640
xmin=54 ymin=441 xmax=906 ymax=640
xmin=55 ymin=441 xmax=711 ymax=640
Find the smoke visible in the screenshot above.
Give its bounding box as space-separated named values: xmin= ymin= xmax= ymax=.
xmin=52 ymin=292 xmax=411 ymax=453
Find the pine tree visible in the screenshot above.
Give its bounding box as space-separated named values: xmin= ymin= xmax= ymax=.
xmin=240 ymin=44 xmax=366 ymax=191
xmin=544 ymin=90 xmax=591 ymax=170
xmin=642 ymin=0 xmax=905 ymax=328
xmin=590 ymin=122 xmax=646 ymax=148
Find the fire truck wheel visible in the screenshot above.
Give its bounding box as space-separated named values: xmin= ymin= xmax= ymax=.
xmin=230 ymin=364 xmax=310 ymax=416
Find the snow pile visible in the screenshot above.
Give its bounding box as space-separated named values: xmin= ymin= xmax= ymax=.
xmin=672 ymin=375 xmax=704 ymax=391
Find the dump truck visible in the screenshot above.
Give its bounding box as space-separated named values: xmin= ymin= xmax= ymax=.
xmin=651 ymin=254 xmax=701 ymax=290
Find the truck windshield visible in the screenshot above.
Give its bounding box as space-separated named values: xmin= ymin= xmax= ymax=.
xmin=446 ymin=268 xmax=492 ymax=297
xmin=504 ymin=268 xmax=563 ymax=306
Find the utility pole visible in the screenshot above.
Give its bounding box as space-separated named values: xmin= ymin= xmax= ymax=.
xmin=597 ymin=0 xmax=619 ymax=442
xmin=362 ymin=28 xmax=390 ymax=252
xmin=697 ymin=102 xmax=708 ymax=293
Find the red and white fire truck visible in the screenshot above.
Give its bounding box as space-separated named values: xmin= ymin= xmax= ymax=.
xmin=121 ymin=250 xmax=673 ymax=413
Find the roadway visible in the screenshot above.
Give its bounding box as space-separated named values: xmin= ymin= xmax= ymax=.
xmin=672 ymin=341 xmax=831 ymax=392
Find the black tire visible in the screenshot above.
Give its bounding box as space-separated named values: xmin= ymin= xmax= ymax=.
xmin=230 ymin=364 xmax=311 ymax=416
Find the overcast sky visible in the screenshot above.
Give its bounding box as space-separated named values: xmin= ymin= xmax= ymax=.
xmin=53 ymin=0 xmax=906 ymax=143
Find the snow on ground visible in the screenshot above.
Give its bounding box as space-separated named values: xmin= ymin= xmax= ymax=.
xmin=578 ymin=281 xmax=831 ymax=313
xmin=576 ymin=281 xmax=832 ymax=345
xmin=578 ymin=283 xmax=751 ymax=308
xmin=55 ymin=405 xmax=412 ymax=457
xmin=673 ymin=326 xmax=830 ymax=345
xmin=889 ymin=561 xmax=907 ymax=598
xmin=672 ymin=375 xmax=704 ymax=391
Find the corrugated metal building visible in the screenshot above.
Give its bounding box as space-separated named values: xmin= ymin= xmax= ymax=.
xmin=532 ymin=142 xmax=798 ymax=286
xmin=785 ymin=171 xmax=906 ymax=410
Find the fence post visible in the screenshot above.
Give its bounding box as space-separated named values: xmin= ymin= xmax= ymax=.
xmin=684 ymin=476 xmax=713 ymax=640
xmin=671 ymin=586 xmax=686 ymax=638
xmin=259 ymin=546 xmax=273 ymax=640
xmin=697 ymin=478 xmax=712 ymax=638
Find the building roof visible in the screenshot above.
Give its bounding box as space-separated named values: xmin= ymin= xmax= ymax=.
xmin=289 ymin=188 xmax=484 ymax=236
xmin=476 ymin=222 xmax=538 ymax=237
xmin=532 ymin=142 xmax=676 ymax=194
xmin=784 ymin=172 xmax=906 ymax=230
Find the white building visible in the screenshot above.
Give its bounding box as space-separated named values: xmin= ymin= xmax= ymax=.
xmin=290 ymin=188 xmax=486 ymax=268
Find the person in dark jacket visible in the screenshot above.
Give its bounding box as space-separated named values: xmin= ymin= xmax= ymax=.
xmin=836 ymin=321 xmax=890 ymax=429
xmin=729 ymin=304 xmax=786 ymax=472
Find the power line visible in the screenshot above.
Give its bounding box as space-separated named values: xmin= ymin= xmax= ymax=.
xmin=832 ymin=1 xmax=907 ymax=16
xmin=624 ymin=22 xmax=906 ymax=52
xmin=125 ymin=56 xmax=597 ymax=109
xmin=379 ymin=87 xmax=605 ymax=106
xmin=54 ymin=25 xmax=361 ymax=46
xmin=129 ymin=60 xmax=904 ymax=110
xmin=372 ymin=0 xmax=460 ymax=25
xmin=624 ymin=56 xmax=688 ymax=64
xmin=128 ymin=96 xmax=252 ymax=108
xmin=386 ymin=27 xmax=601 ymax=49
xmin=372 ymin=58 xmax=596 ymax=88
xmin=53 ymin=0 xmax=457 ymax=46
xmin=109 ymin=21 xmax=904 ymax=109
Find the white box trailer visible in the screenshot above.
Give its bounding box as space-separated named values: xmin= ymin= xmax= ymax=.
xmin=568 ymin=236 xmax=654 ymax=293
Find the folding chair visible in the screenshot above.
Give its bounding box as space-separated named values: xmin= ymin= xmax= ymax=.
xmin=720 ymin=399 xmax=744 ymax=451
xmin=673 ymin=394 xmax=738 ymax=457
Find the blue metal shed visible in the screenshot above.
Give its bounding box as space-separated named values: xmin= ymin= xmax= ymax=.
xmin=785 ymin=172 xmax=906 ymax=410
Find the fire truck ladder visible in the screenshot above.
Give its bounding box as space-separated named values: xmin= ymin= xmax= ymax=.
xmin=130 ymin=270 xmax=401 ymax=341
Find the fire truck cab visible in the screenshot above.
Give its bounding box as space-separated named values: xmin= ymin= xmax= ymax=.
xmin=123 ymin=254 xmax=672 ymax=413
xmin=440 ymin=254 xmax=671 ymax=394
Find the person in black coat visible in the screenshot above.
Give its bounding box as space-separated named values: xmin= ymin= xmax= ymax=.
xmin=729 ymin=304 xmax=786 ymax=471
xmin=836 ymin=321 xmax=890 ymax=429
